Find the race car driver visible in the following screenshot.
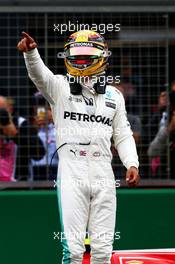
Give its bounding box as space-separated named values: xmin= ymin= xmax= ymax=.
xmin=17 ymin=30 xmax=140 ymax=264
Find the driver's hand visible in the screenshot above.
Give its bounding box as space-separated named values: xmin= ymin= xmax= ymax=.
xmin=17 ymin=31 xmax=37 ymax=52
xmin=126 ymin=166 xmax=140 ymax=187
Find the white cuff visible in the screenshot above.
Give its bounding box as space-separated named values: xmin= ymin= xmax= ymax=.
xmin=23 ymin=48 xmax=39 ymax=58
xmin=126 ymin=162 xmax=139 ymax=170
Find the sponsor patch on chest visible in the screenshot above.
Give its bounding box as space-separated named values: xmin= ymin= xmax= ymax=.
xmin=64 ymin=111 xmax=112 ymax=126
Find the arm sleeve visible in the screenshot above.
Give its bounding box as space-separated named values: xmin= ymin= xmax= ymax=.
xmin=24 ymin=48 xmax=61 ymax=105
xmin=147 ymin=126 xmax=168 ymax=157
xmin=112 ymin=93 xmax=139 ymax=169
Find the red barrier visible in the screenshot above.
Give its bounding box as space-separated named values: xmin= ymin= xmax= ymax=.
xmin=83 ymin=253 xmax=90 ymax=264
xmin=83 ymin=249 xmax=175 ymax=263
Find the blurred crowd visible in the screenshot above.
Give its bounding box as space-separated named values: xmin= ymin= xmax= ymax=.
xmin=112 ymin=78 xmax=175 ymax=179
xmin=0 ymin=73 xmax=175 ymax=181
xmin=0 ymin=92 xmax=58 ymax=182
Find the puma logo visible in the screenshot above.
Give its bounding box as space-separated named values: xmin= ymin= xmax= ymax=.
xmin=70 ymin=149 xmax=77 ymax=156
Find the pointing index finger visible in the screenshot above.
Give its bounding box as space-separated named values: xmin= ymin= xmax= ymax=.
xmin=22 ymin=31 xmax=34 ymax=43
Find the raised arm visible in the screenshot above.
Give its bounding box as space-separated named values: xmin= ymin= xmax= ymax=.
xmin=112 ymin=92 xmax=140 ymax=186
xmin=17 ymin=32 xmax=60 ymax=105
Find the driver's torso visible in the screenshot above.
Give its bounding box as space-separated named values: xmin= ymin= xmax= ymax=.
xmin=51 ymin=75 xmax=119 ymax=160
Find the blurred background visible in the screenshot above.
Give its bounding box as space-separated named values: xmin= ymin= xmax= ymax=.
xmin=1 ymin=1 xmax=175 ymax=185
xmin=0 ymin=1 xmax=175 ymax=263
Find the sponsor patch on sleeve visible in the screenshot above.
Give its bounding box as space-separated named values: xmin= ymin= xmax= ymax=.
xmin=105 ymin=101 xmax=116 ymax=109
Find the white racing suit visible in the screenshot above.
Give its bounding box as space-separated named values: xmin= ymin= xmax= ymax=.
xmin=24 ymin=49 xmax=139 ymax=264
